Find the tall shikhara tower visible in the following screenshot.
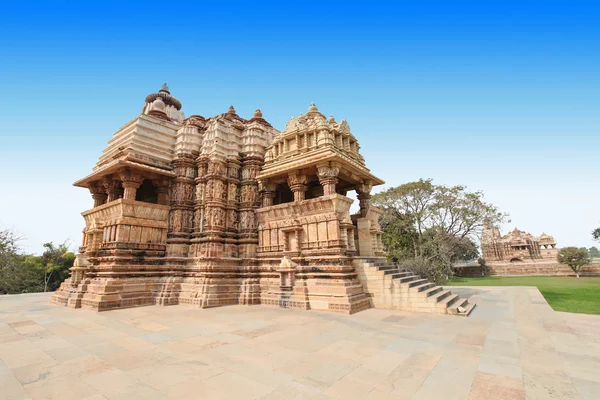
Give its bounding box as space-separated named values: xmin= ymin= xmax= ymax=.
xmin=52 ymin=85 xmax=385 ymax=314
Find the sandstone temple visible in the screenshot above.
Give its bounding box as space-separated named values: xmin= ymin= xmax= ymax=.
xmin=52 ymin=84 xmax=474 ymax=316
xmin=481 ymin=225 xmax=558 ymax=263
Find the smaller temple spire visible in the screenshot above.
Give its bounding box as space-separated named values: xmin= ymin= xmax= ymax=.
xmin=228 ymin=105 xmax=236 ymax=114
xmin=307 ymin=102 xmax=319 ymax=114
xmin=254 ymin=109 xmax=263 ymax=118
xmin=329 ymin=114 xmax=335 ymax=123
xmin=159 ymin=83 xmax=170 ymax=94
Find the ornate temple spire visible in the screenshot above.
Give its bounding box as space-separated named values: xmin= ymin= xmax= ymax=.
xmin=144 ymin=83 xmax=182 ymax=110
xmin=159 ymin=83 xmax=170 ymax=94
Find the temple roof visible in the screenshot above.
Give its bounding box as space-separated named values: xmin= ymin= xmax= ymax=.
xmin=258 ymin=103 xmax=384 ymax=188
xmin=73 ymin=159 xmax=176 ymax=188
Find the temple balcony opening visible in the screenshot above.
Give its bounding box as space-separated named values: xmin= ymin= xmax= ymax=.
xmin=135 ymin=179 xmax=158 ymax=204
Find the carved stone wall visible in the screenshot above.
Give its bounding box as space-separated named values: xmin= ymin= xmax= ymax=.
xmin=257 ymin=195 xmax=355 ymax=260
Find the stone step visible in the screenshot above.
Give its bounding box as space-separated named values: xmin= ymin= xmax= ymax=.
xmin=394 ymin=275 xmax=419 ymax=284
xmin=410 ymin=282 xmax=435 ymax=292
xmin=404 ymin=278 xmax=429 ymax=288
xmin=458 ymin=302 xmax=477 ymax=317
xmin=429 ymin=289 xmax=452 ymax=303
xmin=356 ymin=259 xmax=476 ymax=317
xmin=447 ymin=297 xmax=469 ymax=314
xmin=437 ymin=293 xmax=459 ymax=309
xmin=383 ymin=269 xmax=401 ymax=275
xmin=389 ymin=271 xmax=413 ymax=279
xmin=422 ymin=286 xmax=443 ymax=297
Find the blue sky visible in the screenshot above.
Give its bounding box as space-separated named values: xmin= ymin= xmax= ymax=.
xmin=1 ymin=0 xmax=599 ymax=254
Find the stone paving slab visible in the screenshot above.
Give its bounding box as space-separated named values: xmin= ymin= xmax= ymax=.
xmin=0 ymin=287 xmax=598 ymax=399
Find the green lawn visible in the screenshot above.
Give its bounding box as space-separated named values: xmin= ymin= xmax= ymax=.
xmin=449 ymin=276 xmax=600 ymax=315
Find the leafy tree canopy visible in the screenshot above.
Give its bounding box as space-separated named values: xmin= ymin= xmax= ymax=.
xmin=593 ymin=227 xmax=600 ymax=242
xmin=372 ymin=179 xmax=506 ymax=283
xmin=40 ymin=242 xmax=75 ymax=292
xmin=0 ymin=227 xmax=74 ymax=294
xmin=589 ymin=246 xmax=600 ymax=258
xmin=557 ymin=247 xmax=591 ymax=278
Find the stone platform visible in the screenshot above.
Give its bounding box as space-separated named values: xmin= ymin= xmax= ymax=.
xmin=1 ymin=289 xmax=599 ymax=399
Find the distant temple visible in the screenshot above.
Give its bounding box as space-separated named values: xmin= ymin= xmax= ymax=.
xmin=481 ymin=225 xmax=558 ymax=263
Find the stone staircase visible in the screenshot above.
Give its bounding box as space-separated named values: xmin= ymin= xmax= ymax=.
xmin=354 ymin=259 xmax=476 ymax=316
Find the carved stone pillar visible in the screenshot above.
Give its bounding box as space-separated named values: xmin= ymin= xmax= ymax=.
xmin=118 ymin=169 xmax=144 ymax=201
xmin=356 ymin=182 xmax=373 ymax=217
xmin=193 ymin=157 xmax=208 ymax=235
xmin=259 ymin=180 xmax=277 ymax=207
xmin=153 ymin=177 xmax=171 ymax=205
xmin=102 ymin=176 xmax=123 ymax=202
xmin=287 ymin=172 xmax=308 ymax=202
xmin=121 ymin=182 xmax=138 ymax=200
xmin=191 ymin=157 xmax=228 ymax=258
xmin=167 ymin=153 xmax=197 ymax=257
xmin=317 ymin=164 xmax=340 ymax=196
xmin=239 ymin=156 xmax=263 ymax=259
xmin=88 ymin=182 xmax=107 ymax=208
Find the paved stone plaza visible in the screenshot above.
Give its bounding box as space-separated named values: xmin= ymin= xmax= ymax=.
xmin=1 ymin=287 xmax=599 ymax=399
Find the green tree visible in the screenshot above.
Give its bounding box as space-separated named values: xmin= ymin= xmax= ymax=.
xmin=589 ymin=246 xmax=600 ymax=258
xmin=39 ymin=242 xmax=75 ymax=292
xmin=372 ymin=179 xmax=506 ymax=283
xmin=557 ymin=247 xmax=591 ymax=278
xmin=378 ymin=210 xmax=418 ymax=262
xmin=0 ymin=231 xmax=75 ymax=294
xmin=593 ymin=227 xmax=600 ymax=242
xmin=0 ymin=228 xmax=43 ymax=294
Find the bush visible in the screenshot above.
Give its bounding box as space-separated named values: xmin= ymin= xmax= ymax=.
xmin=477 ymin=257 xmax=490 ymax=275
xmin=396 ymin=256 xmax=453 ymax=285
